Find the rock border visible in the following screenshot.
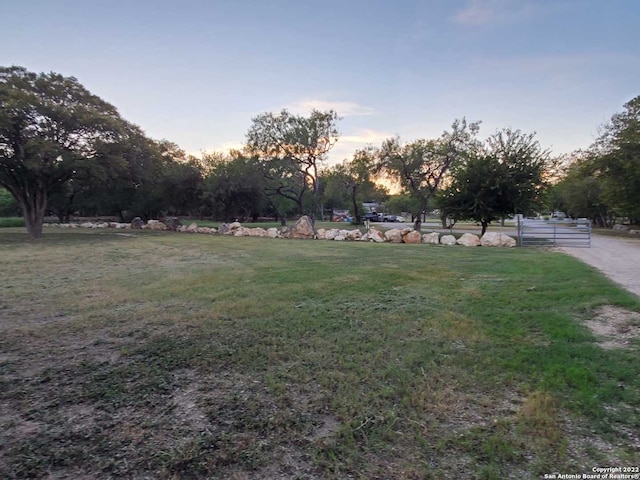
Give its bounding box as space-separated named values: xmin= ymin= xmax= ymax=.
xmin=43 ymin=215 xmax=517 ymax=247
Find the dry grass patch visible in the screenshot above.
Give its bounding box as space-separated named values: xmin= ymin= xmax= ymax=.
xmin=585 ymin=305 xmax=640 ymax=349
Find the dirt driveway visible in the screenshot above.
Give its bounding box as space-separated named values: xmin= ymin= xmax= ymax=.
xmin=560 ymin=235 xmax=640 ymax=298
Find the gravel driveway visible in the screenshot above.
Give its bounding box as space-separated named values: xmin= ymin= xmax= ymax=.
xmin=559 ymin=235 xmax=640 ymax=298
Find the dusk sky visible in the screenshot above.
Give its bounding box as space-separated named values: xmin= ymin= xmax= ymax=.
xmin=3 ymin=0 xmax=639 ymax=162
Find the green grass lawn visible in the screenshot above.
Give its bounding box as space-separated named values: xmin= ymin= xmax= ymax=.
xmin=1 ymin=228 xmax=639 ymax=479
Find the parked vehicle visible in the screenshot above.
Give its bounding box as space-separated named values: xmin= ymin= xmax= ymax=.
xmin=382 ymin=214 xmax=401 ymax=222
xmin=364 ymin=212 xmax=383 ymax=222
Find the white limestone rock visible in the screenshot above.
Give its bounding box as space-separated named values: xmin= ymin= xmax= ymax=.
xmin=480 ymin=232 xmax=517 ymax=247
xmin=456 ymin=233 xmax=481 ymax=247
xmin=384 ymin=228 xmax=403 ymax=243
xmin=422 ymin=232 xmax=440 ymax=244
xmin=440 ymin=235 xmax=456 ymax=246
xmin=290 ymin=216 xmax=316 ymax=239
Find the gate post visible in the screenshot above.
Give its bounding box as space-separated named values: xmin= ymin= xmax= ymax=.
xmin=517 ymin=216 xmax=521 ymax=246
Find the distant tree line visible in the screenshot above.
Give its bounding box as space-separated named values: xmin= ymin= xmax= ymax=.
xmin=1 ymin=66 xmax=638 ymax=239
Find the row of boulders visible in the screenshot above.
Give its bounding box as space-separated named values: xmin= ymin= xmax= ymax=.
xmin=613 ymin=224 xmax=640 ymax=234
xmin=44 ymin=215 xmax=517 ymax=247
xmin=317 ymin=227 xmax=515 ymax=246
xmin=45 ymin=221 xmax=131 ymax=229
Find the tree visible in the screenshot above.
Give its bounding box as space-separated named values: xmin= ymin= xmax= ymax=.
xmin=0 ymin=66 xmax=127 ymax=238
xmin=245 ymin=109 xmax=340 ymax=221
xmin=202 ymin=151 xmax=268 ymax=222
xmin=547 ymin=97 xmax=640 ymax=226
xmin=342 ymin=148 xmax=381 ymax=224
xmin=378 ymin=118 xmax=481 ymax=230
xmin=45 ymin=125 xmax=162 ymax=222
xmin=437 ymin=129 xmax=550 ymax=235
xmin=0 ymin=187 xmax=20 ymax=216
xmin=590 ymin=96 xmax=640 ymax=223
xmin=155 ymin=141 xmax=204 ymax=217
xmin=319 ymin=164 xmax=351 ymax=221
xmin=385 ymin=194 xmax=420 ymax=218
xmin=437 ymin=155 xmax=509 ymax=235
xmin=349 ymin=148 xmax=388 ymax=222
xmin=484 ymin=128 xmax=549 ymax=218
xmin=553 ymin=164 xmax=611 ymax=226
xmin=253 ymin=153 xmax=308 ymax=222
xmin=318 ymin=148 xmax=387 ymax=224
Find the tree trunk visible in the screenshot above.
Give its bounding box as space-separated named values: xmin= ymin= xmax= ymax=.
xmin=3 ymin=180 xmax=49 ymax=238
xmin=413 ymin=213 xmax=422 ymax=231
xmin=295 ymin=199 xmax=304 ymax=218
xmin=351 ymin=185 xmax=361 ymax=225
xmin=414 ymin=201 xmax=427 ymax=231
xmin=64 ymin=191 xmax=75 ymax=224
xmin=18 ymin=187 xmax=48 ymax=239
xmin=481 ymin=219 xmax=488 ymax=236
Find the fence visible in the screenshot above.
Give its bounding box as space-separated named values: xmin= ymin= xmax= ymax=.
xmin=518 ymin=219 xmax=591 ymax=247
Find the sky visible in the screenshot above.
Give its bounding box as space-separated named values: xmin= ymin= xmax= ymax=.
xmin=2 ymin=0 xmax=639 ymax=163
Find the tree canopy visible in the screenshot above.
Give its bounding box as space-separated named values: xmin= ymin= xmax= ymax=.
xmin=325 ymin=148 xmax=384 ymax=224
xmin=437 ymin=129 xmax=549 ymax=235
xmin=377 ymin=118 xmax=481 ymax=230
xmin=0 ymin=66 xmax=128 ymax=237
xmin=246 ymin=109 xmax=339 ymax=221
xmin=551 ymin=158 xmax=610 ymax=226
xmin=592 ymin=96 xmax=640 ymax=222
xmin=552 ymin=96 xmax=640 ymax=226
xmin=201 ymin=151 xmax=268 ymax=222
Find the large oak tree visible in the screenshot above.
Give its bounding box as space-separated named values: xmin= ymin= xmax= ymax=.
xmin=0 ymin=66 xmax=127 ymax=238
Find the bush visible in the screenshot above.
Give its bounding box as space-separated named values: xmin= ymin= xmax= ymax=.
xmin=0 ymin=189 xmax=20 ymax=216
xmin=0 ymin=217 xmax=25 ymax=228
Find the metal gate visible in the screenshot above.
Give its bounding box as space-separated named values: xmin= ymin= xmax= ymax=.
xmin=518 ymin=219 xmax=591 ymax=247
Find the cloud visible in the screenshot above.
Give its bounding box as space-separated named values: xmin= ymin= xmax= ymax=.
xmin=286 ymin=99 xmax=375 ymax=117
xmin=189 ymin=141 xmax=245 ymax=158
xmin=192 ymin=128 xmax=392 ymax=164
xmin=327 ymin=129 xmax=392 ymax=164
xmin=452 ymin=0 xmax=534 ymax=26
xmin=339 ymin=129 xmax=392 ymax=145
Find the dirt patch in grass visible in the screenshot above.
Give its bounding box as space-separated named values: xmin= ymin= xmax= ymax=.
xmin=585 ymin=305 xmax=640 ymax=349
xmin=169 ymin=369 xmax=211 ymax=432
